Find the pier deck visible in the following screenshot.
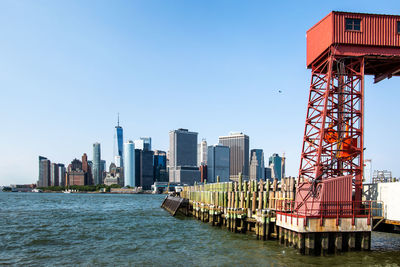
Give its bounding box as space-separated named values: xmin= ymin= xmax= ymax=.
xmin=162 ymin=176 xmax=375 ymax=255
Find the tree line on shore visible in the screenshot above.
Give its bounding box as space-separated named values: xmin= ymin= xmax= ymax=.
xmin=37 ymin=184 xmax=123 ymax=192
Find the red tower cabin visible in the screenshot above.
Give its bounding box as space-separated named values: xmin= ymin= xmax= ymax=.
xmin=277 ymin=12 xmax=400 ymax=254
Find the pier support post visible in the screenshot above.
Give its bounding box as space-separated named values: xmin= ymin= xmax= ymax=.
xmin=361 ymin=232 xmax=371 ymax=251
xmin=321 ymin=233 xmax=329 ymax=255
xmin=255 ymin=219 xmax=260 ymax=239
xmin=334 ymin=233 xmax=343 ymax=253
xmin=284 ymin=229 xmax=289 ymax=246
xmin=265 ymin=220 xmax=270 ymax=240
xmin=298 ymin=233 xmax=305 ymax=255
xmin=288 ymin=230 xmax=293 ymax=246
xmin=305 ymin=233 xmax=315 ymax=255
xmin=348 ymin=233 xmax=356 ymax=251
xmin=279 ymin=227 xmax=285 ymax=244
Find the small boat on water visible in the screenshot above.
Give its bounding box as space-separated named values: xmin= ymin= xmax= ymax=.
xmin=63 ymin=189 xmax=72 ymax=194
xmin=32 ymin=189 xmax=42 ymax=193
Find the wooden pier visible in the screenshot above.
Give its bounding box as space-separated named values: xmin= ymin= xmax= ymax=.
xmin=162 ymin=174 xmax=373 ymax=255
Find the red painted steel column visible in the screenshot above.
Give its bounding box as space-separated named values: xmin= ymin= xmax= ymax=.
xmin=297 ymin=51 xmax=364 ymax=215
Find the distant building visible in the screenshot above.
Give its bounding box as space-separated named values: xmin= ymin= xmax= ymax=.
xmin=124 ymin=141 xmax=135 ymax=187
xmin=107 ymin=163 xmax=123 ymax=186
xmin=207 ymin=144 xmax=230 ymax=183
xmin=93 ymin=143 xmax=102 ymax=185
xmin=135 ymin=149 xmax=141 ymax=187
xmin=171 ymin=166 xmax=201 ymax=185
xmin=134 ymin=137 xmax=152 ymax=151
xmin=58 ymin=164 xmax=66 ymax=186
xmin=65 ymin=154 xmax=94 ymax=186
xmin=269 ymin=153 xmax=282 ymax=180
xmin=154 ymin=150 xmax=168 ymax=182
xmin=373 ymin=170 xmax=393 ymax=183
xmin=114 ymin=156 xmax=122 ymax=168
xmin=114 ymin=115 xmax=124 ymax=168
xmin=249 ymin=149 xmax=265 ymax=181
xmin=103 ymin=171 xmax=121 ymax=186
xmin=197 ymin=139 xmax=208 ymax=166
xmin=218 ymin=132 xmax=249 ymax=181
xmin=199 ymin=165 xmax=207 ymax=183
xmin=265 ymin=167 xmax=272 ymax=181
xmin=140 ymin=150 xmax=154 ymax=190
xmin=169 ymin=128 xmax=200 ymax=185
xmin=50 ymin=163 xmax=59 ymax=186
xmin=82 ymin=153 xmax=92 ymax=185
xmin=101 ymin=160 xmax=106 ymax=182
xmin=67 ymin=159 xmax=85 ymax=186
xmin=37 ymin=156 xmax=51 ymax=187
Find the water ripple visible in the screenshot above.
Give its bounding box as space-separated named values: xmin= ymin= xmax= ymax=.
xmin=0 ymin=192 xmax=399 ymax=266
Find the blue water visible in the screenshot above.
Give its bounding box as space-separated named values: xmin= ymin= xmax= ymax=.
xmin=0 ymin=192 xmax=399 ymax=266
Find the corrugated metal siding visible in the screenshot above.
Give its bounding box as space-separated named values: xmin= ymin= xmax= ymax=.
xmin=307 ymin=12 xmax=400 ymax=67
xmin=321 ymin=175 xmax=352 ymax=203
xmin=333 ymin=13 xmax=400 ymax=47
xmin=321 ymin=175 xmax=353 ymax=215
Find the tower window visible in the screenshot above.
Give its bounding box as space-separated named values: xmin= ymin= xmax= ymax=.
xmin=397 ymin=21 xmax=400 ymax=34
xmin=345 ymin=18 xmax=361 ymax=31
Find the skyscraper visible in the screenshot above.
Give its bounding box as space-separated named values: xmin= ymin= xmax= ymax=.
xmin=50 ymin=163 xmax=59 ymax=186
xmin=197 ymin=139 xmax=208 ymax=166
xmin=124 ymin=140 xmax=135 ymax=187
xmin=58 ymin=164 xmax=66 ymax=186
xmin=93 ymin=143 xmax=102 ymax=185
xmin=82 ymin=153 xmax=92 ymax=185
xmin=249 ymin=153 xmax=258 ymax=181
xmin=269 ymin=153 xmax=282 ymax=180
xmin=67 ymin=158 xmax=85 ymax=186
xmin=134 ymin=137 xmax=152 ymax=151
xmin=207 ymin=144 xmax=230 ymax=183
xmin=135 ymin=149 xmax=141 ymax=187
xmin=154 ymin=150 xmax=168 ymax=182
xmin=249 ymin=149 xmax=265 ymax=181
xmin=140 ymin=150 xmax=154 ymax=190
xmin=114 ymin=114 xmax=123 ymax=167
xmin=265 ymin=167 xmax=272 ymax=181
xmin=218 ymin=132 xmax=250 ymax=181
xmin=169 ymin=128 xmax=200 ymax=185
xmin=38 ymin=156 xmax=51 ymax=187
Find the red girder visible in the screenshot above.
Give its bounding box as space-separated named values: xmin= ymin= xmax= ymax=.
xmin=298 ymin=53 xmax=364 ymax=204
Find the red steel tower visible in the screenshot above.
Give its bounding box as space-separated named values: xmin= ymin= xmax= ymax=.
xmin=296 ymin=12 xmax=400 ymax=213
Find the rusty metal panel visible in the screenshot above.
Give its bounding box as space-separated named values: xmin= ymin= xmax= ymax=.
xmin=333 ymin=12 xmax=400 ymax=47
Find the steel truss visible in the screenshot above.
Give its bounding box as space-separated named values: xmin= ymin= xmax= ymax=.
xmin=299 ymin=53 xmax=364 ymax=203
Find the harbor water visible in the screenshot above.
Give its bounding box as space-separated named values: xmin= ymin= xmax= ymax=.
xmin=0 ymin=192 xmax=399 ymax=266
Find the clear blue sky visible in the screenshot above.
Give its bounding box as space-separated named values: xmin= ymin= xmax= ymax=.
xmin=1 ymin=0 xmax=399 ymax=185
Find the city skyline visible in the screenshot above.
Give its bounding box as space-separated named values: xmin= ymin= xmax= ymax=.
xmin=1 ymin=1 xmax=400 ymax=185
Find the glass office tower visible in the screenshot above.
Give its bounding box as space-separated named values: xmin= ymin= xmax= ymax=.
xmin=269 ymin=153 xmax=282 ymax=180
xmin=114 ymin=115 xmax=123 ymax=167
xmin=93 ymin=143 xmax=102 ymax=185
xmin=124 ymin=141 xmax=135 ymax=187
xmin=207 ymin=144 xmax=230 ymax=183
